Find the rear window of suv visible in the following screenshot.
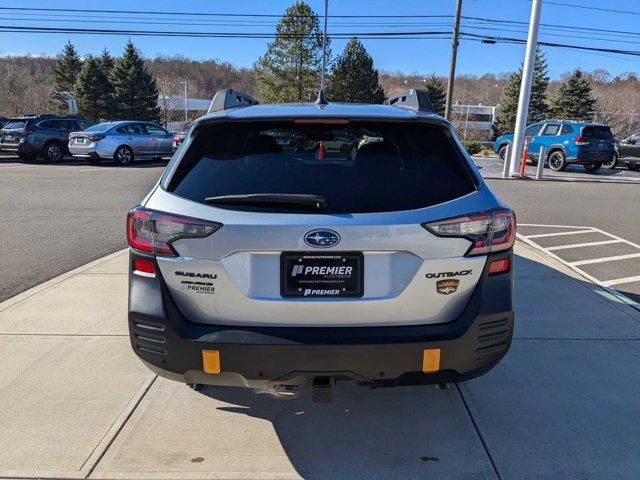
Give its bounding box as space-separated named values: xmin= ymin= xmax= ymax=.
xmin=168 ymin=121 xmax=476 ymax=214
xmin=582 ymin=125 xmax=613 ymax=140
xmin=3 ymin=120 xmax=27 ymax=130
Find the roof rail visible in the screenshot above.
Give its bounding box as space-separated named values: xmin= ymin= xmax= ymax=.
xmin=207 ymin=88 xmax=258 ymax=114
xmin=384 ymin=89 xmax=435 ymax=114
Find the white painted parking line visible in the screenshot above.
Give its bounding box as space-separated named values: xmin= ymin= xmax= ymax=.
xmin=518 ymin=223 xmax=590 ymax=229
xmin=525 ymin=229 xmax=595 ymax=239
xmin=546 ymin=239 xmax=623 ymax=251
xmin=603 ymin=275 xmax=640 ymax=287
xmin=517 ymin=223 xmax=640 ymax=311
xmin=572 ymin=253 xmax=640 ymax=266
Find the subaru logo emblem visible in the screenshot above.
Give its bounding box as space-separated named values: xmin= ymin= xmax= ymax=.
xmin=304 ymin=229 xmax=340 ymax=248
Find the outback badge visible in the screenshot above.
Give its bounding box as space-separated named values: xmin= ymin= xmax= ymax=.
xmin=436 ymin=279 xmax=459 ymax=295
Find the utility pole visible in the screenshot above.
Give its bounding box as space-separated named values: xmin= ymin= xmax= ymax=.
xmin=444 ymin=0 xmax=462 ymax=121
xmin=508 ymin=0 xmax=542 ymax=176
xmin=320 ymin=0 xmax=329 ymax=92
xmin=180 ymin=81 xmax=187 ymax=123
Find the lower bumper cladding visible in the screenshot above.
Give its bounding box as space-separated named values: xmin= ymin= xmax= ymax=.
xmin=128 ymin=250 xmax=514 ymax=389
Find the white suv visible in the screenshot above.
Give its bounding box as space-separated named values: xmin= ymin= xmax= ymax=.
xmin=126 ymin=89 xmax=515 ymax=402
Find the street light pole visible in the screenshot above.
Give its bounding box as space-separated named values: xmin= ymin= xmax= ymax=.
xmin=508 ymin=0 xmax=542 ymax=176
xmin=444 ymin=0 xmax=462 ymax=121
xmin=320 ymin=0 xmax=329 ymax=92
xmin=180 ymin=81 xmax=187 ymax=124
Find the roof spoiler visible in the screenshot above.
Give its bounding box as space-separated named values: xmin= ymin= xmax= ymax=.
xmin=384 ymin=89 xmax=435 ymax=114
xmin=207 ymin=88 xmax=258 ymax=114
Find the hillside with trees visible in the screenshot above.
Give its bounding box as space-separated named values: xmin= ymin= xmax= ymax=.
xmin=2 ymin=34 xmax=640 ymax=138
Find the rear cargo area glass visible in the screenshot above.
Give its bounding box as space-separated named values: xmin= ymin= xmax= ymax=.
xmin=169 ymin=121 xmax=475 ymax=214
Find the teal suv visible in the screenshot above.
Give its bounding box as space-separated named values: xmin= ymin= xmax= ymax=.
xmin=494 ymin=120 xmax=615 ymax=173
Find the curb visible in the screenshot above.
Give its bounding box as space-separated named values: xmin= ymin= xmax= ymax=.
xmin=0 ymin=249 xmax=128 ymax=313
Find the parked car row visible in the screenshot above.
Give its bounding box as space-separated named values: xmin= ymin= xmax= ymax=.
xmin=0 ymin=114 xmax=175 ymax=165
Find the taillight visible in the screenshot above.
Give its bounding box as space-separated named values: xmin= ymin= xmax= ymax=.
xmin=21 ymin=130 xmax=34 ymax=136
xmin=126 ymin=206 xmax=222 ymax=256
xmin=87 ymin=134 xmax=105 ymax=141
xmin=422 ymin=209 xmax=516 ymax=256
xmin=573 ymin=135 xmax=590 ymax=146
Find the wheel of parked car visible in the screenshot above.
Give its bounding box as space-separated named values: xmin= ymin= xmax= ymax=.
xmin=602 ymin=152 xmax=617 ymax=169
xmin=547 ymin=150 xmax=566 ymax=171
xmin=43 ymin=142 xmax=64 ymax=163
xmin=114 ymin=145 xmax=134 ymax=166
xmin=498 ymin=145 xmax=508 ymax=163
xmin=583 ymin=163 xmax=602 ymax=173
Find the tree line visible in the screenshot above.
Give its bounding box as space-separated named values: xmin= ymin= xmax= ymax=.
xmin=493 ymin=48 xmax=596 ymax=135
xmin=48 ymin=41 xmax=160 ymax=122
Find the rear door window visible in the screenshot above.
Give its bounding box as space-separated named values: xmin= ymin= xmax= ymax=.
xmin=560 ymin=124 xmax=573 ymax=135
xmin=582 ymin=126 xmax=613 ymax=140
xmin=541 ymin=124 xmax=561 ymax=136
xmin=168 ymin=121 xmax=476 ymax=214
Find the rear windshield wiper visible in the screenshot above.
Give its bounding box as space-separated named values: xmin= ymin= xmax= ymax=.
xmin=205 ymin=193 xmax=326 ymax=211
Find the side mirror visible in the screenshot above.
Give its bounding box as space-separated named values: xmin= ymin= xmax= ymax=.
xmin=627 ymin=138 xmax=636 ymax=145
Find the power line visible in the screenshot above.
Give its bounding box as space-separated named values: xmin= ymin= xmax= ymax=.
xmin=0 ymin=6 xmax=453 ymax=19
xmin=540 ymin=1 xmax=640 ymax=16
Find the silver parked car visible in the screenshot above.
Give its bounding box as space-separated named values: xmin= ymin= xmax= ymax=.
xmin=68 ymin=121 xmax=174 ymax=165
xmin=126 ymin=88 xmax=515 ymax=402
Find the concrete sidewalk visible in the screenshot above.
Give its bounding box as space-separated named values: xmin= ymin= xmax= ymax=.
xmin=1 ymin=243 xmax=640 ymax=479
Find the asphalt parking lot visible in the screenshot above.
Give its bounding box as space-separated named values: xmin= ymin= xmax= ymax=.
xmin=0 ymin=154 xmax=166 ymax=301
xmin=474 ymin=154 xmax=640 ymax=184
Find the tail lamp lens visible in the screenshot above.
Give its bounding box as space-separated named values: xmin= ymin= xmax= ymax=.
xmin=87 ymin=134 xmax=105 ymax=141
xmin=127 ymin=206 xmax=221 ymax=256
xmin=423 ymin=209 xmax=515 ymax=256
xmin=573 ymin=135 xmax=590 ymax=146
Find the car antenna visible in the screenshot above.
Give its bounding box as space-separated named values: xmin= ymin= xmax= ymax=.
xmin=315 ymin=89 xmax=328 ymax=106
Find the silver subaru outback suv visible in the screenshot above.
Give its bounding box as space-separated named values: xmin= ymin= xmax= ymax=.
xmin=127 ymin=88 xmax=515 ymax=401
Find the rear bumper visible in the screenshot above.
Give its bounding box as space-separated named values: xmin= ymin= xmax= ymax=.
xmin=128 ymin=250 xmax=514 ymax=389
xmin=0 ymin=142 xmax=34 ymax=154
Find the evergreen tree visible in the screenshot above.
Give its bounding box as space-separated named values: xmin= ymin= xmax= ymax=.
xmin=493 ymin=48 xmax=550 ymax=135
xmin=326 ymin=37 xmax=384 ymax=103
xmin=48 ymin=41 xmax=82 ymax=114
xmin=74 ymin=56 xmax=113 ymax=121
xmin=110 ymin=41 xmax=160 ymax=121
xmin=99 ymin=48 xmax=115 ymax=77
xmin=257 ymin=1 xmax=328 ymax=102
xmin=422 ymin=74 xmax=446 ymax=116
xmin=550 ymin=69 xmax=596 ymax=120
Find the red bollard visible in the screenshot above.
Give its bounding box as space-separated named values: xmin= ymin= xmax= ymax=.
xmin=519 ymin=136 xmax=529 ymax=178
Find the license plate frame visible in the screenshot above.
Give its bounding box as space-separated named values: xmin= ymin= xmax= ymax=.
xmin=280 ymin=252 xmax=364 ymax=298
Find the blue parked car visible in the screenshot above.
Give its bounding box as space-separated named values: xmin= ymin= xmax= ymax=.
xmin=493 ymin=120 xmax=615 ymax=173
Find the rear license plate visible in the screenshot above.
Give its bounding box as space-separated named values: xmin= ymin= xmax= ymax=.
xmin=5 ymin=135 xmax=14 ymax=141
xmin=281 ymin=252 xmax=363 ymax=298
xmin=75 ymin=137 xmax=85 ymax=144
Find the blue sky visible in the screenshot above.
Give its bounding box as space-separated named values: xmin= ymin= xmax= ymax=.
xmin=1 ymin=0 xmax=639 ymax=79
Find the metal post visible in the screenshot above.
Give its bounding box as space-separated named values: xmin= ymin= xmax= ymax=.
xmin=444 ymin=0 xmax=462 ymax=120
xmin=535 ymin=145 xmax=546 ymax=180
xmin=180 ymin=81 xmax=188 ymax=123
xmin=502 ymin=144 xmax=512 ymax=178
xmin=508 ymin=0 xmax=542 ymax=176
xmin=463 ymin=104 xmax=470 ymax=139
xmin=320 ymin=0 xmax=329 ymax=92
